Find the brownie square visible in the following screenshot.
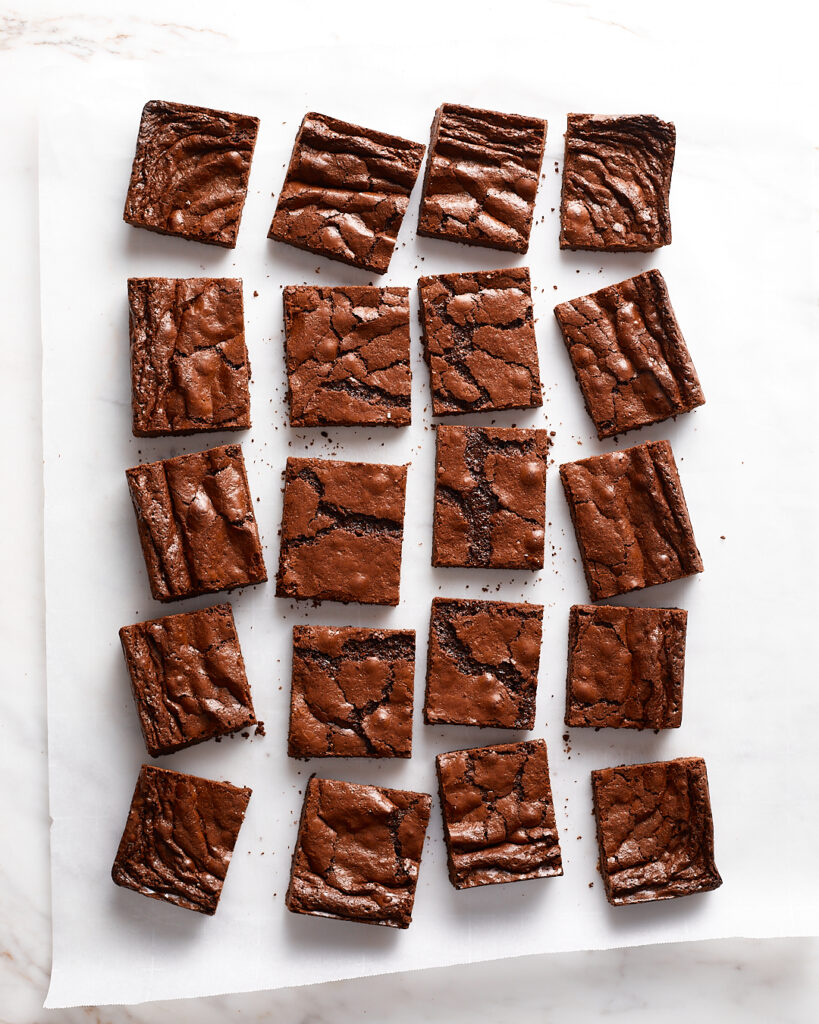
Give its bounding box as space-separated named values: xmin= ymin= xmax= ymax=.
xmin=288 ymin=626 xmax=415 ymax=758
xmin=591 ymin=757 xmax=722 ymax=905
xmin=268 ymin=112 xmax=425 ymax=274
xmin=112 ymin=764 xmax=251 ymax=915
xmin=119 ymin=603 xmax=256 ymax=757
xmin=554 ymin=270 xmax=704 ymax=439
xmin=123 ymin=100 xmax=259 ymax=248
xmin=560 ymin=113 xmax=676 ymax=252
xmin=286 ymin=776 xmax=431 ymax=928
xmin=418 ymin=267 xmax=542 ymax=416
xmin=425 ymin=598 xmax=543 ymax=729
xmin=283 ymin=286 xmax=411 ymax=427
xmin=436 ymin=740 xmax=562 ymax=889
xmin=566 ymin=605 xmax=687 ymax=730
xmin=433 ymin=425 xmax=547 ymax=570
xmin=559 ymin=439 xmax=703 ymax=601
xmin=276 ymin=457 xmax=407 ymax=606
xmin=417 ymin=103 xmax=547 ymax=254
xmin=125 ymin=443 xmax=267 ymax=603
xmin=128 ymin=277 xmax=251 ymax=437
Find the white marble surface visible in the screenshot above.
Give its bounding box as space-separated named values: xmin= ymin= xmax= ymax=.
xmin=1 ymin=1 xmax=817 ymax=1020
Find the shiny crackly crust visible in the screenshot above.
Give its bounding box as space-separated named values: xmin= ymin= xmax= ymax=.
xmin=286 ymin=776 xmax=431 ymax=928
xmin=128 ymin=278 xmax=251 ymax=437
xmin=123 ymin=100 xmax=259 ymax=248
xmin=418 ymin=267 xmax=542 ymax=416
xmin=591 ymin=757 xmax=722 ymax=905
xmin=436 ymin=740 xmax=562 ymax=889
xmin=288 ymin=626 xmax=415 ymax=758
xmin=268 ymin=112 xmax=425 ymax=274
xmin=275 ymin=457 xmax=408 ymax=606
xmin=283 ymin=286 xmax=411 ymax=427
xmin=111 ymin=764 xmax=251 ymax=915
xmin=119 ymin=603 xmax=256 ymax=757
xmin=559 ymin=439 xmax=703 ymax=600
xmin=418 ymin=104 xmax=547 ymax=254
xmin=554 ymin=270 xmax=703 ymax=439
xmin=125 ymin=443 xmax=267 ymax=602
xmin=424 ymin=598 xmax=543 ymax=728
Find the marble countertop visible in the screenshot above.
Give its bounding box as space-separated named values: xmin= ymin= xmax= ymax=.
xmin=1 ymin=2 xmax=816 ymax=1020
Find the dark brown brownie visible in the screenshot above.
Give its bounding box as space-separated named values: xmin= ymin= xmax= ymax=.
xmin=566 ymin=604 xmax=687 ymax=730
xmin=112 ymin=764 xmax=251 ymax=915
xmin=418 ymin=267 xmax=542 ymax=416
xmin=425 ymin=598 xmax=543 ymax=729
xmin=276 ymin=457 xmax=407 ymax=606
xmin=125 ymin=443 xmax=267 ymax=603
xmin=417 ymin=104 xmax=547 ymax=254
xmin=288 ymin=626 xmax=415 ymax=758
xmin=286 ymin=776 xmax=431 ymax=928
xmin=283 ymin=286 xmax=411 ymax=427
xmin=560 ymin=113 xmax=676 ymax=252
xmin=433 ymin=425 xmax=547 ymax=570
xmin=554 ymin=270 xmax=704 ymax=439
xmin=436 ymin=740 xmax=562 ymax=889
xmin=559 ymin=439 xmax=703 ymax=601
xmin=268 ymin=112 xmax=425 ymax=274
xmin=591 ymin=757 xmax=722 ymax=905
xmin=128 ymin=277 xmax=251 ymax=437
xmin=123 ymin=100 xmax=259 ymax=248
xmin=119 ymin=603 xmax=256 ymax=757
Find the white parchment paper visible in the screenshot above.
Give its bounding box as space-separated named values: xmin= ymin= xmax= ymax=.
xmin=40 ymin=41 xmax=818 ymax=1008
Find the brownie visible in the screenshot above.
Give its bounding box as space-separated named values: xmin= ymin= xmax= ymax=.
xmin=283 ymin=286 xmax=411 ymax=427
xmin=125 ymin=443 xmax=267 ymax=603
xmin=559 ymin=439 xmax=703 ymax=601
xmin=128 ymin=277 xmax=251 ymax=437
xmin=433 ymin=425 xmax=547 ymax=570
xmin=268 ymin=112 xmax=425 ymax=274
xmin=288 ymin=626 xmax=415 ymax=758
xmin=591 ymin=757 xmax=722 ymax=905
xmin=560 ymin=113 xmax=676 ymax=252
xmin=112 ymin=764 xmax=251 ymax=915
xmin=123 ymin=100 xmax=259 ymax=248
xmin=566 ymin=605 xmax=687 ymax=730
xmin=119 ymin=603 xmax=256 ymax=757
xmin=276 ymin=457 xmax=407 ymax=606
xmin=425 ymin=598 xmax=543 ymax=729
xmin=554 ymin=270 xmax=704 ymax=439
xmin=436 ymin=740 xmax=562 ymax=889
xmin=286 ymin=776 xmax=431 ymax=928
xmin=417 ymin=103 xmax=547 ymax=254
xmin=418 ymin=268 xmax=542 ymax=416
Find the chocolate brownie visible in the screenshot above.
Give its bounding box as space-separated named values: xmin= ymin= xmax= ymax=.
xmin=591 ymin=757 xmax=722 ymax=905
xmin=425 ymin=598 xmax=543 ymax=729
xmin=123 ymin=100 xmax=259 ymax=248
xmin=566 ymin=604 xmax=687 ymax=730
xmin=433 ymin=425 xmax=547 ymax=570
xmin=417 ymin=103 xmax=547 ymax=254
xmin=128 ymin=277 xmax=250 ymax=437
xmin=560 ymin=113 xmax=676 ymax=252
xmin=436 ymin=740 xmax=562 ymax=889
xmin=119 ymin=603 xmax=256 ymax=757
xmin=559 ymin=439 xmax=703 ymax=600
xmin=268 ymin=112 xmax=425 ymax=274
xmin=286 ymin=776 xmax=431 ymax=928
xmin=418 ymin=267 xmax=542 ymax=416
xmin=288 ymin=626 xmax=415 ymax=758
xmin=125 ymin=443 xmax=267 ymax=603
xmin=554 ymin=270 xmax=704 ymax=439
xmin=112 ymin=764 xmax=251 ymax=915
xmin=276 ymin=457 xmax=407 ymax=605
xmin=283 ymin=286 xmax=411 ymax=427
